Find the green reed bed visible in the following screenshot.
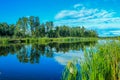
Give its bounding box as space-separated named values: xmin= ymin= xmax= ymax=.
xmin=0 ymin=37 xmax=98 ymax=44
xmin=0 ymin=37 xmax=9 ymax=44
xmin=62 ymin=41 xmax=120 ymax=80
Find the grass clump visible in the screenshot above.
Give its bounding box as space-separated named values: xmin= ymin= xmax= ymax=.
xmin=62 ymin=41 xmax=120 ymax=80
xmin=62 ymin=61 xmax=78 ymax=80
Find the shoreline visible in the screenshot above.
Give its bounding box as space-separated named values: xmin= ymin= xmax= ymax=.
xmin=0 ymin=37 xmax=98 ymax=44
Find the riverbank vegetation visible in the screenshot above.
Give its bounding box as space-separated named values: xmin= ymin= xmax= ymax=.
xmin=0 ymin=37 xmax=98 ymax=44
xmin=0 ymin=16 xmax=98 ymax=38
xmin=62 ymin=41 xmax=120 ymax=80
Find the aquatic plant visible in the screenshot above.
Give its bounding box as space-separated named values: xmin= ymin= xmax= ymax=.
xmin=62 ymin=41 xmax=120 ymax=80
xmin=62 ymin=61 xmax=78 ymax=80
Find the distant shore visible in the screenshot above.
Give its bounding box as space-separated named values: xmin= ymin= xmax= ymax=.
xmin=0 ymin=37 xmax=98 ymax=44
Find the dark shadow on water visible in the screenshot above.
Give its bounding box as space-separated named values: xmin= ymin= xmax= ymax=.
xmin=0 ymin=41 xmax=97 ymax=64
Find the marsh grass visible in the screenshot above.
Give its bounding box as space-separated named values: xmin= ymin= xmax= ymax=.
xmin=0 ymin=37 xmax=98 ymax=44
xmin=62 ymin=41 xmax=120 ymax=80
xmin=62 ymin=61 xmax=78 ymax=80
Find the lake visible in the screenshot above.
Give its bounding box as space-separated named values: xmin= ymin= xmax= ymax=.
xmin=0 ymin=42 xmax=97 ymax=80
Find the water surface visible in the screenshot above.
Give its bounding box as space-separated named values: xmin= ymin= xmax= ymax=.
xmin=0 ymin=42 xmax=96 ymax=80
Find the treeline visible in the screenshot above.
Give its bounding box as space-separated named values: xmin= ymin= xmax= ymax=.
xmin=0 ymin=16 xmax=98 ymax=38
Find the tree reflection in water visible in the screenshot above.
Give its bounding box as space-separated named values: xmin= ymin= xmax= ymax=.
xmin=0 ymin=44 xmax=24 ymax=56
xmin=0 ymin=41 xmax=97 ymax=64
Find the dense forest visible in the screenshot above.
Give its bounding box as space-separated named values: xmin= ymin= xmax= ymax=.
xmin=0 ymin=16 xmax=98 ymax=38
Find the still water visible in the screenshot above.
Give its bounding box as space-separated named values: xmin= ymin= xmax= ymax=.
xmin=0 ymin=42 xmax=96 ymax=80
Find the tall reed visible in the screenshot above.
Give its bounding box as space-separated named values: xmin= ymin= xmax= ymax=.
xmin=62 ymin=41 xmax=120 ymax=80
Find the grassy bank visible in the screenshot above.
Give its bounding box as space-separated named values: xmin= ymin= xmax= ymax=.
xmin=62 ymin=41 xmax=120 ymax=80
xmin=0 ymin=37 xmax=98 ymax=44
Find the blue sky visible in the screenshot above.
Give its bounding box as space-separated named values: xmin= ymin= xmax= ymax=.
xmin=0 ymin=0 xmax=120 ymax=37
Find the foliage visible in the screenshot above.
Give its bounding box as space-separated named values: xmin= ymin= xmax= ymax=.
xmin=0 ymin=16 xmax=98 ymax=38
xmin=62 ymin=41 xmax=120 ymax=80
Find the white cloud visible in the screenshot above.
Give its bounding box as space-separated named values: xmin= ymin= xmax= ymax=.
xmin=55 ymin=10 xmax=78 ymax=20
xmin=109 ymin=30 xmax=120 ymax=35
xmin=54 ymin=50 xmax=83 ymax=65
xmin=55 ymin=6 xmax=116 ymax=23
xmin=54 ymin=4 xmax=120 ymax=36
xmin=73 ymin=4 xmax=83 ymax=9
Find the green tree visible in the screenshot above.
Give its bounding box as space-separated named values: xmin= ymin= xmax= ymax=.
xmin=39 ymin=23 xmax=45 ymax=37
